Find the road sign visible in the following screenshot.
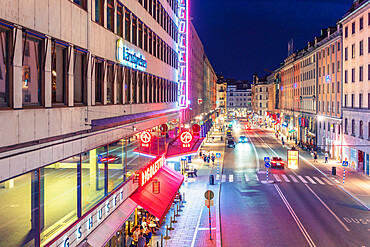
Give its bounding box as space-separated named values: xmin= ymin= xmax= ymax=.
xmin=264 ymin=156 xmax=270 ymax=163
xmin=204 ymin=190 xmax=214 ymax=200
xmin=205 ymin=200 xmax=214 ymax=207
xmin=342 ymin=161 xmax=349 ymax=167
xmin=216 ymin=153 xmax=221 ymax=158
xmin=265 ymin=162 xmax=271 ymax=168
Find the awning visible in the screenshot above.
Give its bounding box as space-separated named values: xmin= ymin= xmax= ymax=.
xmin=130 ymin=165 xmax=184 ymax=223
xmin=86 ymin=198 xmax=137 ymax=247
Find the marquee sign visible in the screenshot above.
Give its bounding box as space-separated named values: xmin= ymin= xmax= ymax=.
xmin=178 ymin=0 xmax=189 ymax=108
xmin=180 ymin=131 xmax=193 ymax=148
xmin=139 ymin=155 xmax=165 ymax=187
xmin=140 ymin=131 xmax=152 ymax=147
xmin=117 ymin=38 xmax=147 ymax=70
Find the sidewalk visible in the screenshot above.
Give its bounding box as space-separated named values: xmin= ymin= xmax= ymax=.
xmin=151 ymin=126 xmax=225 ymax=247
xmin=266 ymin=127 xmax=370 ymax=210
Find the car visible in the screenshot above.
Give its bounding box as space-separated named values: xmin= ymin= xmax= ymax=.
xmin=239 ymin=135 xmax=248 ymax=143
xmin=226 ymin=132 xmax=232 ymax=137
xmin=271 ymin=157 xmax=285 ymax=168
xmin=100 ymin=155 xmax=120 ymax=163
xmin=227 ymin=136 xmax=235 ymax=141
xmin=227 ymin=139 xmax=236 ymax=148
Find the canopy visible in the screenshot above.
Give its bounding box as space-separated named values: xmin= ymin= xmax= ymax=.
xmin=129 ymin=165 xmax=184 ymax=223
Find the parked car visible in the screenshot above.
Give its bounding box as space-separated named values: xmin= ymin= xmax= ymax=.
xmin=227 ymin=139 xmax=236 ymax=148
xmin=271 ymin=157 xmax=285 ymax=168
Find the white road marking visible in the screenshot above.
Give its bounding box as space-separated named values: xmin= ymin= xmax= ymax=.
xmin=313 ymin=177 xmax=325 ymax=185
xmin=216 ymin=174 xmax=220 ymax=181
xmin=274 ymin=184 xmax=316 ymax=247
xmin=305 ymin=184 xmax=350 ymax=232
xmin=281 ymin=174 xmax=290 ymax=182
xmin=221 ymin=175 xmax=226 ymax=183
xmin=255 ymin=174 xmax=259 ymax=181
xmin=333 ymin=178 xmax=341 ymax=183
xmin=321 ymin=177 xmax=333 ymax=185
xmin=237 ymin=174 xmax=242 ymax=182
xmin=273 ymin=174 xmax=282 ymax=182
xmin=229 ymin=174 xmax=234 ymax=183
xmin=289 ymin=175 xmax=299 ymax=183
xmin=297 ymin=175 xmax=308 ymax=183
xmin=191 ymin=196 xmax=204 ymax=247
xmin=305 ymin=176 xmax=316 ymax=184
xmin=245 ymin=174 xmax=250 ymax=182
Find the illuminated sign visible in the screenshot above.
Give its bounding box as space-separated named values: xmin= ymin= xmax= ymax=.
xmin=178 ymin=0 xmax=189 ymax=108
xmin=140 ymin=155 xmax=165 ymax=186
xmin=287 ymin=149 xmax=299 ymax=169
xmin=117 ymin=38 xmax=147 ymax=70
xmin=180 ymin=131 xmax=193 ymax=148
xmin=140 ymin=131 xmax=152 ymax=147
xmin=325 ymin=75 xmax=330 ymax=83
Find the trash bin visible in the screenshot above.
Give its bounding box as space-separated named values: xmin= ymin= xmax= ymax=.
xmin=209 ymin=175 xmax=215 ymax=185
xmin=332 ymin=166 xmax=336 ymax=175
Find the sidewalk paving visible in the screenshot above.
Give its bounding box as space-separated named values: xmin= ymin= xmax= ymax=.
xmin=151 ymin=126 xmax=225 ymax=247
xmin=265 ymin=127 xmax=370 ymax=210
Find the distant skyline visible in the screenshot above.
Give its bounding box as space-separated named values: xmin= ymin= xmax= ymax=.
xmin=190 ymin=0 xmax=353 ymax=80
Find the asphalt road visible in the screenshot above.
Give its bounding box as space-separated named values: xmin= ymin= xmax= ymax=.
xmin=220 ymin=121 xmax=370 ymax=247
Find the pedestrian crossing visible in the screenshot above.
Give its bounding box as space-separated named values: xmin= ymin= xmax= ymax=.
xmin=219 ymin=172 xmax=340 ymax=186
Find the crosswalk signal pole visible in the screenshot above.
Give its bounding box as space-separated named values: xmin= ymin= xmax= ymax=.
xmin=266 ymin=168 xmax=269 ymax=182
xmin=343 ymin=167 xmax=346 ymax=184
xmin=208 ymin=201 xmax=212 ymax=240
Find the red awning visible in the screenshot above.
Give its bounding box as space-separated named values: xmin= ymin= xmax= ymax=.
xmin=129 ymin=165 xmax=184 ymax=223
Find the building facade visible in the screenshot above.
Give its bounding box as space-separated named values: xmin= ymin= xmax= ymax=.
xmin=340 ymin=0 xmax=370 ymax=173
xmin=226 ymin=81 xmax=252 ymax=114
xmin=252 ymin=75 xmax=269 ymax=118
xmin=203 ymin=55 xmax=217 ymax=114
xmin=216 ymin=74 xmax=227 ymax=113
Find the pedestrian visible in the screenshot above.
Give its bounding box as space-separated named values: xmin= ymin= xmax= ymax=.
xmin=194 ymin=168 xmax=198 ymax=177
xmin=282 ymin=140 xmax=285 ymax=147
xmin=137 ymin=233 xmax=146 ymax=247
xmin=325 ymin=152 xmax=328 ymax=163
xmin=281 ymin=137 xmax=284 ymax=143
xmin=314 ymin=151 xmax=318 ymax=162
xmin=126 ymin=233 xmax=134 ymax=247
xmin=203 ymin=155 xmax=207 ymax=164
xmin=211 ymin=153 xmax=215 ymax=164
xmin=199 ymin=150 xmax=202 ymax=158
xmin=207 ymin=155 xmax=210 ymax=164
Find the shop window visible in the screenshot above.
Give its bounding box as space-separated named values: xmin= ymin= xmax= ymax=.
xmin=82 ymin=147 xmax=106 ymax=214
xmin=132 ymin=16 xmax=137 ymax=46
xmin=107 ymin=64 xmax=114 ymax=104
xmin=40 ymin=155 xmax=79 ymax=246
xmin=95 ymin=60 xmax=104 ymax=103
xmin=95 ymin=0 xmax=104 ymax=25
xmin=107 ymin=0 xmax=114 ymax=32
xmin=73 ymin=0 xmax=87 ymax=10
xmin=125 ymin=68 xmax=131 ymax=104
xmin=22 ymin=33 xmax=43 ymax=106
xmin=116 ymin=2 xmax=124 ymax=37
xmin=73 ymin=48 xmax=87 ymax=104
xmin=116 ymin=66 xmax=123 ymax=104
xmin=108 ymin=141 xmax=124 ymax=190
xmin=0 ymin=172 xmax=36 ymax=247
xmin=138 ymin=21 xmax=143 ymax=49
xmin=51 ymin=42 xmax=68 ymax=105
xmin=0 ymin=26 xmax=11 ymax=107
xmin=125 ymin=9 xmax=131 ymax=42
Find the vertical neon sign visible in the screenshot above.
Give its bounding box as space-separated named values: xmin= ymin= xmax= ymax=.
xmin=178 ymin=0 xmax=189 ymax=108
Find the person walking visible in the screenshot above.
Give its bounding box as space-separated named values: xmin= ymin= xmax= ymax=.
xmin=207 ymin=155 xmax=210 ymax=164
xmin=325 ymin=152 xmax=329 ymax=163
xmin=203 ymin=155 xmax=207 ymax=164
xmin=314 ymin=151 xmax=318 ymax=163
xmin=211 ymin=153 xmax=215 ymax=164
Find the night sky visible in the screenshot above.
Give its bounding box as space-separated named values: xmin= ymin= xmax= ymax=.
xmin=190 ymin=0 xmax=354 ymax=81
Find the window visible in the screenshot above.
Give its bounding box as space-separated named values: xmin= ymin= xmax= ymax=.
xmin=125 ymin=9 xmax=131 ymax=41
xmin=0 ymin=26 xmax=11 ymax=107
xmin=337 ymin=101 xmax=340 ymax=114
xmin=332 ymin=63 xmax=334 ymax=74
xmin=369 ymin=93 xmax=370 ymax=109
xmin=73 ymin=48 xmax=86 ymax=104
xmin=95 ymin=60 xmax=104 ymax=103
xmin=107 ymin=0 xmax=114 ymax=31
xmin=323 ymin=66 xmax=325 ymax=75
xmin=352 ymin=21 xmax=355 ymax=34
xmin=368 ymin=37 xmax=370 ymax=53
xmin=148 ymin=29 xmax=152 ymax=54
xmin=345 ymin=118 xmax=348 ymax=133
xmin=360 ymin=17 xmax=363 ymax=30
xmin=332 ymin=44 xmax=335 ymax=53
xmin=352 ymin=68 xmax=355 ymax=82
xmin=352 ymin=94 xmax=355 ymax=108
xmin=332 ymin=101 xmax=334 ymax=113
xmin=260 ymin=103 xmax=262 ymax=107
xmin=337 ymin=81 xmax=340 ymax=93
xmin=345 ymin=94 xmax=347 ymax=108
xmin=368 ymin=64 xmax=370 ymax=80
xmin=359 ymin=93 xmax=363 ymax=109
xmin=345 ymin=70 xmax=348 ymax=83
xmin=143 ymin=25 xmax=148 ymax=52
xmin=73 ymin=0 xmax=87 ymax=10
xmin=360 ymin=40 xmax=363 ymax=56
xmin=352 ymin=119 xmax=356 ymax=136
xmin=338 ymin=41 xmax=340 ymax=51
xmin=125 ymin=68 xmax=131 ymax=103
xmin=337 ymin=61 xmax=340 ymax=72
xmin=95 ymin=0 xmax=104 ymax=25
xmin=132 ymin=16 xmax=137 ymax=45
xmin=22 ymin=33 xmax=43 ymax=106
xmin=345 ymin=47 xmax=348 ymax=60
xmin=106 ymin=64 xmax=114 ymax=104
xmin=116 ymin=2 xmax=123 ymax=37
xmin=116 ymin=67 xmax=123 ymax=104
xmin=359 ymin=66 xmax=363 ymax=81
xmin=352 ymin=44 xmax=355 ymax=58
xmin=345 ymin=26 xmax=348 ymax=38
xmin=51 ymin=42 xmax=68 ymax=105
xmin=259 ymin=95 xmax=262 ymax=100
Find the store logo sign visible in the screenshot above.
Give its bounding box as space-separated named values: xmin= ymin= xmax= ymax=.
xmin=117 ymin=38 xmax=147 ymax=70
xmin=140 ymin=155 xmax=165 ymax=186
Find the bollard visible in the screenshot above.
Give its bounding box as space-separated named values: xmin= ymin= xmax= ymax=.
xmin=163 ymin=227 xmax=171 ymax=240
xmin=161 ymin=234 xmax=164 ymax=247
xmin=182 ymin=193 xmax=186 ymax=203
xmin=172 ymin=212 xmax=178 ymax=223
xmin=168 ymin=218 xmax=174 ymax=230
xmin=175 ymin=204 xmax=181 ymax=216
xmin=178 ymin=203 xmax=183 ymax=212
xmin=156 ymin=241 xmax=159 ymax=247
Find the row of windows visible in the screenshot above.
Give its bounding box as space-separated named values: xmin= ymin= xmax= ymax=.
xmin=0 ymin=26 xmax=177 ymax=108
xmin=344 ymin=64 xmax=370 ymax=83
xmin=301 ymin=56 xmax=315 ymax=68
xmin=318 ymin=41 xmax=340 ymax=60
xmin=344 ymin=93 xmax=370 ymax=109
xmin=301 ymin=69 xmax=315 ymax=81
xmin=318 ymin=61 xmax=340 ymax=77
xmin=318 ymin=101 xmax=341 ymax=114
xmin=137 ymin=0 xmax=179 ymax=41
xmin=344 ymin=13 xmax=370 ymax=38
xmin=344 ymin=119 xmax=369 ymax=139
xmin=318 ymin=82 xmax=340 ymax=94
xmin=344 ymin=38 xmax=370 ymax=61
xmin=301 ymin=85 xmax=315 ymax=96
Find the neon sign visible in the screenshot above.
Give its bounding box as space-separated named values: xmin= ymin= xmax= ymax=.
xmin=140 ymin=155 xmax=165 ymax=186
xmin=178 ymin=0 xmax=189 ymax=108
xmin=117 ymin=38 xmax=147 ymax=70
xmin=180 ymin=131 xmax=193 ymax=148
xmin=140 ymin=131 xmax=152 ymax=147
